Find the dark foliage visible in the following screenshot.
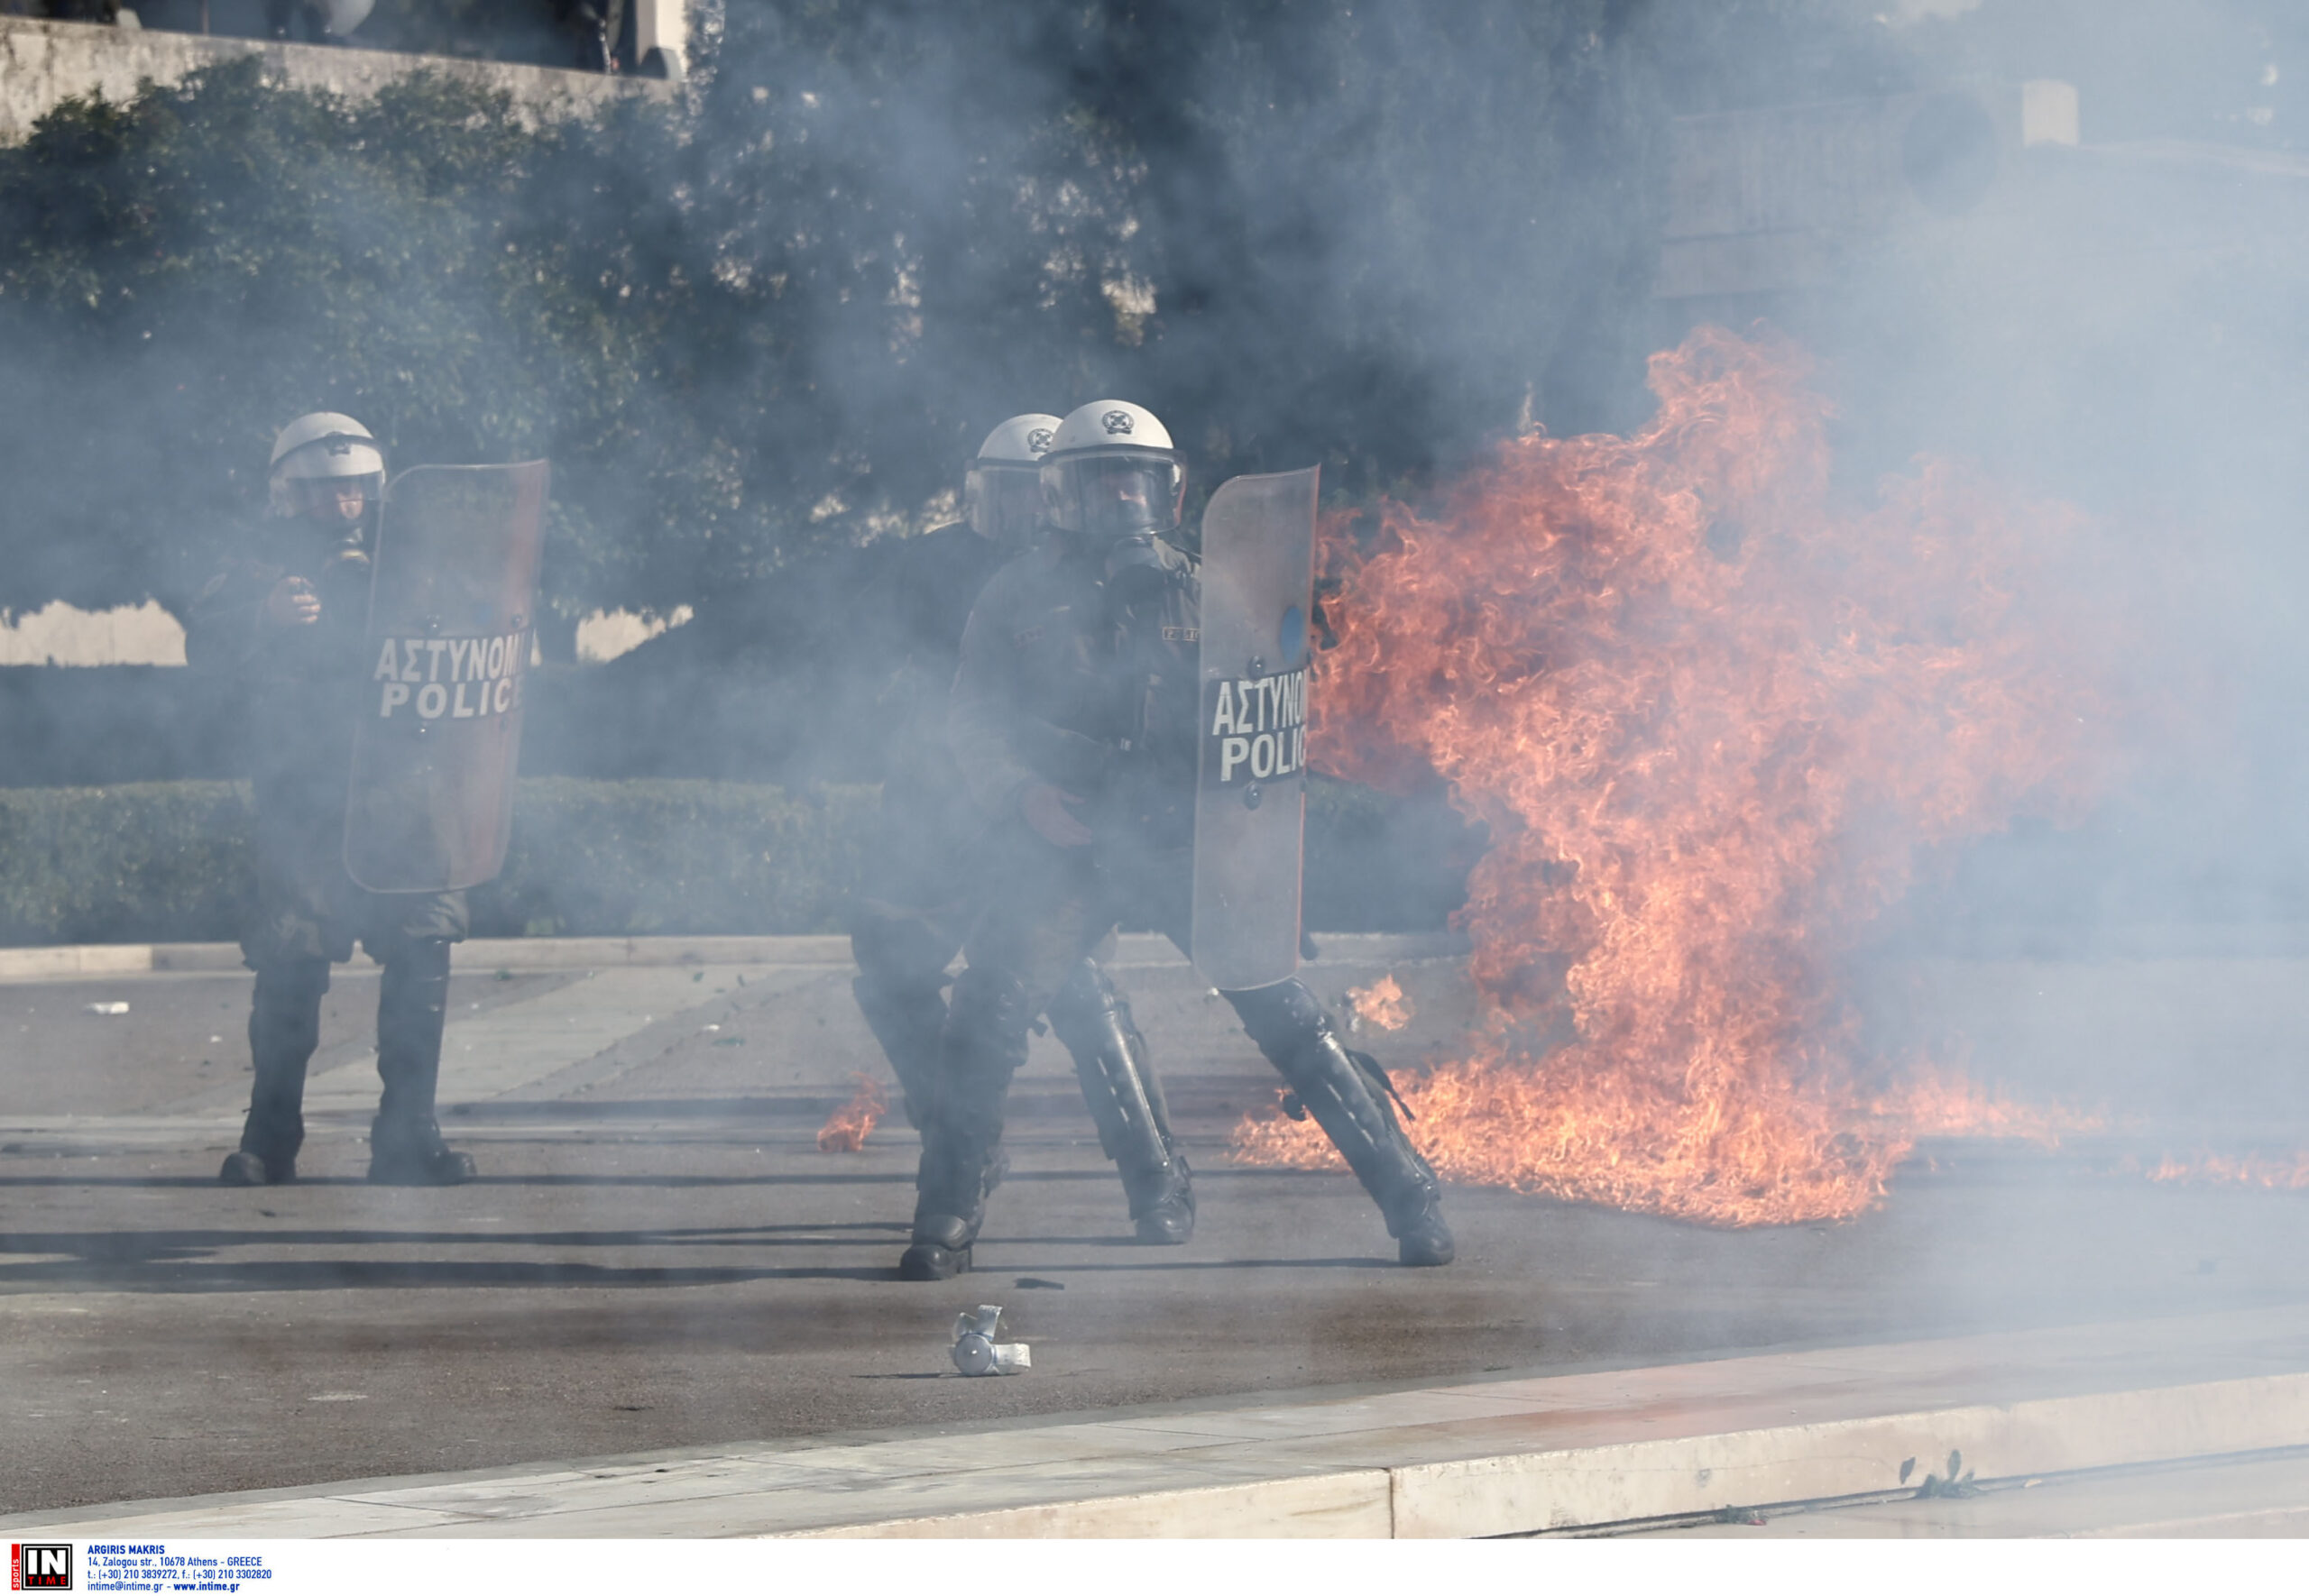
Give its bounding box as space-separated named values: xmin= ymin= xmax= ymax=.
xmin=0 ymin=60 xmax=706 ymax=654
xmin=0 ymin=1 xmax=1909 ymax=646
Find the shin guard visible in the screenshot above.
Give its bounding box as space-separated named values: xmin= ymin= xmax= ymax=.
xmin=1049 ymin=959 xmax=1194 ymax=1240
xmin=1235 ymin=981 xmax=1449 ymax=1259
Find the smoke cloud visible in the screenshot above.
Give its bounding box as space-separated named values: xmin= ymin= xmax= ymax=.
xmin=4 ymin=0 xmax=2307 ymax=1166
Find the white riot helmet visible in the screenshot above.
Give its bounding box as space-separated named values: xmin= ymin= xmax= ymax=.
xmin=268 ymin=412 xmax=385 ymax=523
xmin=962 ymin=413 xmax=1061 ymax=546
xmin=1040 ymin=400 xmax=1185 ymax=541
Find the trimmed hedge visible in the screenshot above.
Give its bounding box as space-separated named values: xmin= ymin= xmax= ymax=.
xmin=0 ymin=782 xmax=255 ymax=947
xmin=0 ymin=776 xmax=1471 ymax=947
xmin=475 ymin=778 xmax=871 ymax=940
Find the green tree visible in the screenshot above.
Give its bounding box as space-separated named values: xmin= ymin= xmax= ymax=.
xmin=0 ymin=60 xmax=703 ymax=647
xmin=0 ymin=1 xmax=1902 ymax=641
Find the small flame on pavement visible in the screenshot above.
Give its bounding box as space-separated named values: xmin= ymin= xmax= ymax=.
xmin=2143 ymin=1150 xmax=2309 ymax=1190
xmin=816 ymin=1075 xmax=887 ymax=1153
xmin=1348 ymin=974 xmax=1414 ymax=1032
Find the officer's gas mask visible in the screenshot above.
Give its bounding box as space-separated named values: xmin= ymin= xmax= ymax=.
xmin=1042 ymin=449 xmax=1186 ymax=546
xmin=268 ymin=477 xmax=378 ymax=581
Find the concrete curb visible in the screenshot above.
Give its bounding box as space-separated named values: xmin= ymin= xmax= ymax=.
xmin=10 ymin=1308 xmax=2309 ymax=1539
xmin=794 ymin=1373 xmax=2309 ymax=1538
xmin=0 ymin=942 xmax=167 ymax=980
xmin=0 ymin=931 xmax=1468 ymax=983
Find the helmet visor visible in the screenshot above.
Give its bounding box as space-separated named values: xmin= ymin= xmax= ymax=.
xmin=274 ymin=472 xmax=382 ymax=527
xmin=1045 ymin=451 xmax=1184 ymax=539
xmin=962 ymin=462 xmax=1044 ymax=544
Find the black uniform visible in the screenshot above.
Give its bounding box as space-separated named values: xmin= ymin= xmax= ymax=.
xmin=907 ymin=527 xmax=1454 ymax=1272
xmin=187 ymin=522 xmax=473 ymax=1186
xmin=847 ymin=525 xmax=1194 ymax=1245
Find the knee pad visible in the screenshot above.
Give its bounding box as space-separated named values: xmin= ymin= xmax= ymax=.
xmin=850 ymin=913 xmax=908 ymax=983
xmin=941 ymin=967 xmax=1036 ymax=1106
xmin=255 ymin=957 xmax=332 ymax=1004
xmin=1047 ymin=959 xmax=1125 ymax=1039
xmin=852 ymin=970 xmax=945 ymax=1127
xmin=395 ymin=936 xmax=453 ymax=983
xmin=1229 ymin=977 xmax=1328 ymax=1059
xmin=252 ymin=959 xmax=330 ymax=1035
xmin=947 ymin=966 xmax=1036 ymax=1041
xmin=852 ymin=902 xmax=959 ymax=989
xmin=852 ymin=968 xmax=935 ymax=1026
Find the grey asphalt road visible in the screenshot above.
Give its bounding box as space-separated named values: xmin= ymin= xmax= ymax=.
xmin=4 ymin=942 xmax=2307 ymax=1520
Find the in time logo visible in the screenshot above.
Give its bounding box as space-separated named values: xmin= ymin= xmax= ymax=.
xmin=9 ymin=1544 xmax=71 ymax=1591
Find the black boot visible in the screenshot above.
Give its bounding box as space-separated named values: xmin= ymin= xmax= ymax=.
xmin=1236 ymin=982 xmax=1455 ymax=1267
xmin=1050 ymin=959 xmax=1195 ymax=1244
xmin=367 ymin=940 xmax=474 ymax=1186
xmin=898 ymin=1141 xmax=982 ymax=1281
xmin=1122 ymin=1152 xmax=1196 ymax=1245
xmin=222 ymin=959 xmax=330 ymax=1185
xmin=898 ymin=968 xmax=1031 ymax=1280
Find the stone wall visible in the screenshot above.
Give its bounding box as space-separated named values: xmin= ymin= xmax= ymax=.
xmin=0 ymin=14 xmax=672 ymax=145
xmin=0 ymin=601 xmax=184 ymax=667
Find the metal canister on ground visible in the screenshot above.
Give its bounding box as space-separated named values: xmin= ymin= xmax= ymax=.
xmin=951 ymin=1305 xmax=1031 ymax=1375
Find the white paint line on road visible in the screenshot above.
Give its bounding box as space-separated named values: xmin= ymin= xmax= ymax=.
xmin=14 ymin=1305 xmax=2309 ymax=1540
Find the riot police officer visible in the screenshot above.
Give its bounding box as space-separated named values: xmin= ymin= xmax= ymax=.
xmin=189 ymin=414 xmax=475 ymax=1187
xmin=852 ymin=416 xmax=1196 ymax=1261
xmin=900 ymin=399 xmax=1455 ymax=1280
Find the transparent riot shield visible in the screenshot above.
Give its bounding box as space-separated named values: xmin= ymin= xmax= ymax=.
xmin=1190 ymin=465 xmax=1319 ymax=992
xmin=344 ymin=462 xmax=548 ymax=894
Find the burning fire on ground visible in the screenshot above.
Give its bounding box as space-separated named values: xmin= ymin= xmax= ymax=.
xmin=2144 ymin=1151 xmax=2309 ymax=1190
xmin=1348 ymin=975 xmax=1414 ymax=1032
xmin=1232 ymin=328 xmax=2127 ymax=1225
xmin=1879 ymin=1066 xmax=2103 ymax=1148
xmin=816 ymin=1075 xmax=887 ymax=1152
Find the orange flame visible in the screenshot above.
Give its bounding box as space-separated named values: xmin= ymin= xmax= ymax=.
xmin=1236 ymin=328 xmax=2123 ymax=1225
xmin=1871 ymin=1065 xmax=2104 ymax=1148
xmin=816 ymin=1075 xmax=887 ymax=1153
xmin=2146 ymin=1151 xmax=2309 ymax=1190
xmin=1348 ymin=975 xmax=1414 ymax=1032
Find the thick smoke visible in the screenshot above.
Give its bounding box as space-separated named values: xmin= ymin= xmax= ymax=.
xmin=0 ymin=0 xmax=1906 ymax=846
xmin=0 ymin=0 xmax=1902 ymax=642
xmin=5 ymin=2 xmax=2309 ymax=1519
xmin=3 ymin=2 xmax=2306 ymax=1132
